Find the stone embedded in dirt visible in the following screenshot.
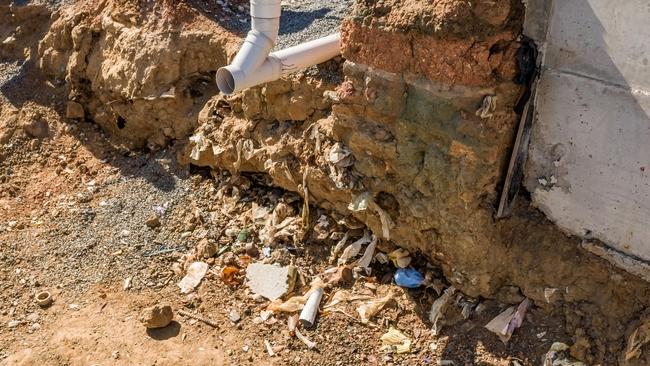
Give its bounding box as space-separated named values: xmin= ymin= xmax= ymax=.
xmin=7 ymin=320 xmax=21 ymax=328
xmin=196 ymin=238 xmax=217 ymax=259
xmin=229 ymin=309 xmax=241 ymax=323
xmin=245 ymin=263 xmax=297 ymax=301
xmin=21 ymin=117 xmax=49 ymax=138
xmin=496 ymin=285 xmax=525 ymax=304
xmin=139 ymin=304 xmax=174 ymax=329
xmin=65 ymin=101 xmax=84 ymax=119
xmin=244 ymin=242 xmax=259 ymax=257
xmin=145 ymin=215 xmax=161 ymax=228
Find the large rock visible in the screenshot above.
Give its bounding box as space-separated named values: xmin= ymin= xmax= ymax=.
xmin=139 ymin=304 xmax=173 ymax=329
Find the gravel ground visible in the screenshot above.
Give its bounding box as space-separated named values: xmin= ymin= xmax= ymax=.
xmin=275 ymin=0 xmax=353 ymax=49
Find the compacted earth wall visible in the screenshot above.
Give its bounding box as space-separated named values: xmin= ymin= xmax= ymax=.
xmin=33 ymin=0 xmax=650 ymax=364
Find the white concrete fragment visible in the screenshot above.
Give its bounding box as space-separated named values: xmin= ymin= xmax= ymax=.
xmin=178 ymin=262 xmax=208 ymax=294
xmin=245 ymin=263 xmax=296 ymax=300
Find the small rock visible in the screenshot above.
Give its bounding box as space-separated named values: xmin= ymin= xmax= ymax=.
xmin=111 ymin=351 xmax=120 ymax=359
xmin=245 ymin=263 xmax=297 ymax=301
xmin=197 ymin=238 xmax=217 ymax=259
xmin=495 ymin=285 xmax=524 ymax=304
xmin=7 ymin=320 xmax=21 ymax=328
xmin=140 ymin=304 xmax=173 ymax=329
xmin=244 ymin=242 xmax=259 ymax=257
xmin=229 ymin=308 xmax=241 ymax=323
xmin=68 ymin=304 xmax=80 ymax=311
xmin=21 ymin=117 xmax=49 ymax=138
xmin=25 ymin=313 xmax=39 ymax=322
xmin=66 ymin=101 xmax=85 ymax=119
xmin=145 ymin=215 xmax=161 ymax=228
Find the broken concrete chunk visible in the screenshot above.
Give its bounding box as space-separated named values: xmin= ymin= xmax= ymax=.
xmin=140 ymin=304 xmax=173 ymax=329
xmin=178 ymin=262 xmax=208 ymax=294
xmin=246 ymin=263 xmax=297 ymax=301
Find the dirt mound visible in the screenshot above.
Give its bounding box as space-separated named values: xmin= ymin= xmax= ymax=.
xmin=38 ymin=0 xmax=238 ymax=148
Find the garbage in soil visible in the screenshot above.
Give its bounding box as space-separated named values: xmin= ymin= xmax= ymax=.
xmin=625 ymin=315 xmax=650 ymax=361
xmin=348 ymin=192 xmax=394 ymax=239
xmin=394 ymin=267 xmax=424 ymax=288
xmin=140 ymin=304 xmax=173 ymax=329
xmin=299 ymin=287 xmax=323 ymax=328
xmin=476 ymin=95 xmax=497 ymax=119
xmin=178 ymin=262 xmax=209 ymax=294
xmin=542 ymin=342 xmax=586 ymax=366
xmin=388 ymin=248 xmax=411 ymax=268
xmin=380 ymin=327 xmax=412 ymax=354
xmin=35 ymin=291 xmax=53 ymax=307
xmin=357 ymin=290 xmax=395 ymax=323
xmin=338 ymin=231 xmax=371 ymax=265
xmin=355 ymin=235 xmax=378 ymax=274
xmin=267 ymin=277 xmax=324 ymax=313
xmin=246 ymin=263 xmax=297 ymax=300
xmin=295 ymin=328 xmax=317 ymax=349
xmin=485 ymin=298 xmax=531 ymax=344
xmin=430 ymin=286 xmax=457 ymax=335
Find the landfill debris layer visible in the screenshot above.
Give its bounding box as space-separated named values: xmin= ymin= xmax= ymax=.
xmin=0 ymin=1 xmax=649 ymax=365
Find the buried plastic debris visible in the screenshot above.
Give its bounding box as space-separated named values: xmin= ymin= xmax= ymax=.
xmin=357 ymin=290 xmax=394 ymax=323
xmin=429 ymin=286 xmax=457 ymax=335
xmin=625 ymin=314 xmax=650 ymax=361
xmin=355 ymin=235 xmax=378 ymax=275
xmin=338 ymin=231 xmax=371 ymax=265
xmin=388 ymin=248 xmax=411 ymax=268
xmin=380 ymin=327 xmax=412 ymax=354
xmin=394 ymin=267 xmax=424 ymax=288
xmin=178 ymin=262 xmax=208 ymax=294
xmin=295 ymin=328 xmax=317 ymax=349
xmin=542 ymin=342 xmax=586 ymax=366
xmin=485 ymin=298 xmax=531 ymax=344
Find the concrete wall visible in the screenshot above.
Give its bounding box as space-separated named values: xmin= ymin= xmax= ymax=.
xmin=525 ymin=0 xmax=650 ymax=265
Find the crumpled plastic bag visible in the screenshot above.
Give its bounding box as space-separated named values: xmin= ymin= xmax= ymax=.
xmin=394 ymin=267 xmax=424 ymax=288
xmin=485 ymin=297 xmax=531 ymax=344
xmin=380 ymin=327 xmax=412 ymax=354
xmin=357 ymin=290 xmax=394 ymax=323
xmin=625 ymin=315 xmax=650 ymax=361
xmin=429 ymin=286 xmax=457 ymax=335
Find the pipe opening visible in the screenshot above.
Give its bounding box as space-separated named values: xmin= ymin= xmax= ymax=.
xmin=216 ymin=68 xmax=236 ymax=95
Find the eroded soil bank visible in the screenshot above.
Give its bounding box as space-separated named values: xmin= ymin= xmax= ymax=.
xmin=1 ymin=0 xmax=649 ymax=365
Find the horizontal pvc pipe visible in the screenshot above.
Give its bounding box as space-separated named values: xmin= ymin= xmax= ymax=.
xmin=217 ymin=33 xmax=341 ymax=95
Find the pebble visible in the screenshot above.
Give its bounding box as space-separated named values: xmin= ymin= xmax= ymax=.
xmin=229 ymin=309 xmax=241 ymax=323
xmin=7 ymin=320 xmax=21 ymax=328
xmin=145 ymin=215 xmax=161 ymax=228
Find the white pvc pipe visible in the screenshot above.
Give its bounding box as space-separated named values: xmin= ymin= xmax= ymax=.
xmin=216 ymin=0 xmax=341 ymax=95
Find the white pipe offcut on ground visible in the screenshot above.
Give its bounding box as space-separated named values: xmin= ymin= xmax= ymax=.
xmin=216 ymin=0 xmax=341 ymax=95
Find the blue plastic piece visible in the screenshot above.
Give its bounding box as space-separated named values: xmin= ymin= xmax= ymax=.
xmin=394 ymin=267 xmax=424 ymax=288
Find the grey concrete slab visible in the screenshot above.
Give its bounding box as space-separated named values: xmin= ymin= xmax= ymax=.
xmin=543 ymin=0 xmax=650 ymax=89
xmin=526 ymin=0 xmax=650 ymax=267
xmin=526 ymin=71 xmax=650 ymax=262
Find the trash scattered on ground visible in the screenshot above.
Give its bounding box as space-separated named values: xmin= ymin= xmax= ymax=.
xmin=380 ymin=327 xmax=412 ymax=354
xmin=177 ymin=309 xmax=218 ymax=328
xmin=430 ymin=286 xmax=457 ymax=335
xmin=221 ymin=266 xmax=240 ymax=285
xmin=485 ymin=298 xmax=531 ymax=344
xmin=35 ymin=291 xmax=52 ymax=307
xmin=268 ymin=278 xmax=324 ymax=313
xmin=295 ymin=328 xmax=317 ymax=349
xmin=178 ymin=262 xmax=209 ymax=294
xmin=625 ymin=315 xmax=650 ymax=361
xmin=356 ymin=235 xmax=378 ymax=274
xmin=299 ymin=287 xmax=323 ymax=328
xmin=246 ymin=263 xmax=297 ymax=301
xmin=394 ymin=267 xmax=424 ymax=288
xmin=388 ymin=248 xmax=411 ymax=268
xmin=338 ymin=231 xmax=371 ymax=265
xmin=264 ymin=339 xmax=275 ymax=357
xmin=542 ymin=342 xmax=586 ymax=366
xmin=140 ymin=304 xmax=173 ymax=329
xmin=476 ymin=95 xmax=497 ymax=119
xmin=357 ymin=291 xmax=394 ymax=323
